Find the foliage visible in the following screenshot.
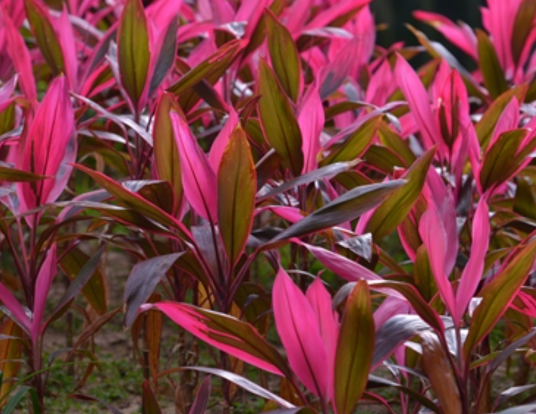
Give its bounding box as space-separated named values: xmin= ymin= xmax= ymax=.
xmin=1 ymin=0 xmax=536 ymax=413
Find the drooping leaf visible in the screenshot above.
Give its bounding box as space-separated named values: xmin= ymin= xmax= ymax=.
xmin=269 ymin=180 xmax=404 ymax=243
xmin=152 ymin=302 xmax=291 ymax=377
xmin=56 ymin=245 xmax=107 ymax=317
xmin=124 ymin=253 xmax=183 ymax=328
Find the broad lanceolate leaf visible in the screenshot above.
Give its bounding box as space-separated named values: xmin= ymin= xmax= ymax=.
xmin=477 ymin=29 xmax=509 ymax=100
xmin=117 ymin=0 xmax=150 ymax=111
xmin=218 ymin=126 xmax=256 ymax=267
xmin=420 ymin=332 xmax=462 ymax=414
xmin=170 ymin=111 xmax=218 ymax=223
xmin=258 ymin=58 xmax=303 ymax=176
xmin=511 ymin=0 xmax=536 ymax=67
xmin=0 ymin=319 xmax=22 ymax=406
xmin=152 ymin=302 xmax=291 ymax=377
xmin=153 ymin=93 xmax=183 ymax=212
xmin=273 ymin=268 xmax=328 ymax=399
xmin=266 ymin=10 xmax=302 ymax=102
xmin=24 ymin=0 xmax=64 ymax=78
xmin=364 ymin=148 xmax=435 ymax=240
xmin=334 ymin=280 xmax=374 ymax=414
xmin=464 ymin=237 xmax=536 ymax=358
xmin=395 ymin=55 xmax=441 ymax=151
xmin=270 ymin=180 xmax=404 ymax=243
xmin=18 ymin=76 xmax=74 ymax=215
xmin=124 ymin=253 xmax=183 ymax=328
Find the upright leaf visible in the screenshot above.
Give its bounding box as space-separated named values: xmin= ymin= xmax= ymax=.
xmin=170 ymin=111 xmax=218 ymax=223
xmin=24 ymin=0 xmax=64 ymax=77
xmin=266 ymin=10 xmax=302 ymax=102
xmin=273 ymin=268 xmax=328 ymax=398
xmin=258 ymin=58 xmax=303 ymax=176
xmin=477 ymin=29 xmax=509 ymax=99
xmin=334 ymin=280 xmax=374 ymax=414
xmin=218 ymin=126 xmax=256 ymax=266
xmin=118 ymin=0 xmax=150 ymax=111
xmin=420 ymin=332 xmax=462 ymax=414
xmin=153 ymin=93 xmax=183 ymax=211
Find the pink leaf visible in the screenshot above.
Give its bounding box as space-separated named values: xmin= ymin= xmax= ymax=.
xmin=0 ymin=282 xmax=31 ymax=334
xmin=455 ymin=198 xmax=490 ymax=323
xmin=273 ymin=268 xmax=328 ymax=398
xmin=306 ymin=278 xmax=339 ymax=400
xmin=3 ymin=14 xmax=37 ymax=100
xmin=208 ymin=109 xmax=239 ymax=172
xmin=32 ymin=245 xmax=57 ymax=343
xmin=17 ymin=76 xmax=74 ymax=217
xmin=418 ymin=200 xmax=456 ymax=320
xmin=395 ymin=55 xmax=443 ymax=154
xmin=170 ymin=111 xmax=218 ymax=223
xmin=153 ymin=302 xmax=285 ymax=376
xmin=57 ymin=8 xmax=78 ymax=91
xmin=413 ymin=11 xmax=477 ymax=59
xmin=296 ymin=241 xmax=381 ymax=282
xmin=298 ymin=86 xmax=324 ymax=174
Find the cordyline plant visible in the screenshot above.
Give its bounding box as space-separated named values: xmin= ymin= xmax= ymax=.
xmin=2 ymin=0 xmax=536 ymax=413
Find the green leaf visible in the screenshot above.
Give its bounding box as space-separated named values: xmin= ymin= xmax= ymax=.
xmin=266 ymin=10 xmax=301 ymax=102
xmin=167 ymin=40 xmax=245 ymax=112
xmin=365 ymin=147 xmax=435 ymax=240
xmin=269 ymin=180 xmax=404 ymax=243
xmin=420 ymin=331 xmax=462 ymax=414
xmin=55 ymin=245 xmax=106 ymax=317
xmin=476 ymin=85 xmax=528 ymax=149
xmin=117 ymin=0 xmax=150 ymax=110
xmin=74 ymin=164 xmax=190 ymax=239
xmin=258 ymin=58 xmax=303 ymax=176
xmin=414 ymin=245 xmax=437 ymax=302
xmin=464 ymin=237 xmax=536 ymax=358
xmin=320 ymin=116 xmax=382 ymax=166
xmin=24 ymin=0 xmax=64 ymax=77
xmin=142 ymin=381 xmax=162 ymax=414
xmin=153 ymin=95 xmax=183 ymax=212
xmin=480 ymin=129 xmax=535 ymax=191
xmin=378 ymin=121 xmax=416 ymax=167
xmin=334 ymin=280 xmax=374 ymax=414
xmin=0 ymin=166 xmax=47 ymax=182
xmin=58 ymin=246 xmax=107 ymax=316
xmin=477 ymin=29 xmax=509 ymax=100
xmin=218 ymin=126 xmax=256 ymax=267
xmin=511 ymin=0 xmax=536 ymax=66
